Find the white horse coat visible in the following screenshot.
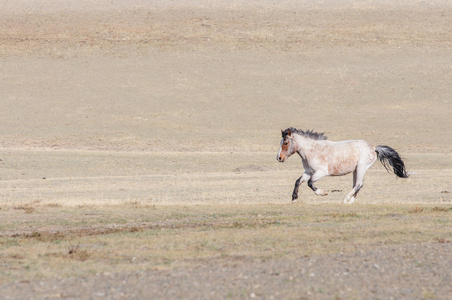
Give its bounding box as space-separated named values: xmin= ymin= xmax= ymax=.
xmin=277 ymin=128 xmax=408 ymax=204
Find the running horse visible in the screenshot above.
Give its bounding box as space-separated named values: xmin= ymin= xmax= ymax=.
xmin=277 ymin=128 xmax=408 ymax=204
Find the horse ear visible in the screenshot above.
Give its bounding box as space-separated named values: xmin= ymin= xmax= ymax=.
xmin=286 ymin=129 xmax=292 ymax=138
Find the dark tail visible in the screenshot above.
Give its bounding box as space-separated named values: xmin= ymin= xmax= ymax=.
xmin=375 ymin=145 xmax=409 ymax=178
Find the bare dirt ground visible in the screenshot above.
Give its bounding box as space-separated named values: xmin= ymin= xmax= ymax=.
xmin=0 ymin=0 xmax=451 ymax=299
xmin=2 ymin=243 xmax=452 ymax=299
xmin=0 ymin=204 xmax=451 ymax=299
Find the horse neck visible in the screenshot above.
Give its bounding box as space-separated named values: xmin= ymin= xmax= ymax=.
xmin=293 ymin=134 xmax=316 ymax=156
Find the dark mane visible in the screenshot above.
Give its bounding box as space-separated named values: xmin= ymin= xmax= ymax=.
xmin=282 ymin=127 xmax=327 ymax=140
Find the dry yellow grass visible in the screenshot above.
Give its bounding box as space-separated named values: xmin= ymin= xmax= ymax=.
xmin=1 ymin=203 xmax=450 ymax=283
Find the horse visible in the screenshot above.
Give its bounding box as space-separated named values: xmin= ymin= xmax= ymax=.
xmin=277 ymin=127 xmax=408 ymax=204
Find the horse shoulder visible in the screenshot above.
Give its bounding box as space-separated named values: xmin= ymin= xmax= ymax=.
xmin=301 ymin=140 xmax=332 ymax=172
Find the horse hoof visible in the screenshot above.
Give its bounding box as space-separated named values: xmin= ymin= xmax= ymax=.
xmin=291 ymin=199 xmax=297 ymax=204
xmin=316 ymin=189 xmax=328 ymax=196
xmin=342 ymin=197 xmax=354 ymax=204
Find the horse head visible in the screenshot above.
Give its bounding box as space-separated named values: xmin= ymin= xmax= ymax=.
xmin=277 ymin=128 xmax=297 ymax=162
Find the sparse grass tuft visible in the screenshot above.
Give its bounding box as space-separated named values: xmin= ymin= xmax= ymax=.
xmin=407 ymin=206 xmax=425 ymax=214
xmin=330 ymin=212 xmax=359 ymax=218
xmin=126 ymin=200 xmax=142 ymax=206
xmin=434 ymin=237 xmax=449 ymax=244
xmin=432 ymin=206 xmax=449 ymax=212
xmin=68 ymin=244 xmax=91 ymax=261
xmin=12 ymin=205 xmax=35 ymax=214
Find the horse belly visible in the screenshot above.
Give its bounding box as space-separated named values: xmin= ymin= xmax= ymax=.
xmin=327 ymin=148 xmax=360 ymax=176
xmin=328 ymin=159 xmax=358 ymax=176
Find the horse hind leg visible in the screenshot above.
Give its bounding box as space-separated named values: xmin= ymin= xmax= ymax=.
xmin=343 ymin=169 xmax=364 ymax=204
xmin=343 ymin=149 xmax=377 ymax=204
xmin=345 ymin=170 xmax=358 ymax=204
xmin=345 ymin=184 xmax=362 ymax=204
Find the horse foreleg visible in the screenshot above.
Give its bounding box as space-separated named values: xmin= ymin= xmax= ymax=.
xmin=308 ymin=171 xmax=328 ymax=196
xmin=292 ymin=172 xmax=311 ymax=202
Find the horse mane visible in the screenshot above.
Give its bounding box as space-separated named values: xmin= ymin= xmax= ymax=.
xmin=282 ymin=127 xmax=327 ymax=140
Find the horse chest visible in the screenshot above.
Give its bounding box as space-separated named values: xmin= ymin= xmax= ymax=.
xmin=301 ymin=157 xmax=320 ymax=174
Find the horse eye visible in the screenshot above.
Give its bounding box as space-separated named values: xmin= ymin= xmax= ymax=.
xmin=284 ymin=142 xmax=289 ymax=145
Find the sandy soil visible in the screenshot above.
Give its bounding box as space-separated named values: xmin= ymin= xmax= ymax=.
xmin=1 ymin=0 xmax=451 ymax=298
xmin=2 ymin=243 xmax=452 ymax=299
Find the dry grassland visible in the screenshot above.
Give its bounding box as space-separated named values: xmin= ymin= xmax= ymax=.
xmin=1 ymin=0 xmax=452 ymax=298
xmin=1 ymin=204 xmax=451 ymax=283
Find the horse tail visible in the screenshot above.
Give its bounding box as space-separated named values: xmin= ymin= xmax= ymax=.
xmin=375 ymin=145 xmax=409 ymax=178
